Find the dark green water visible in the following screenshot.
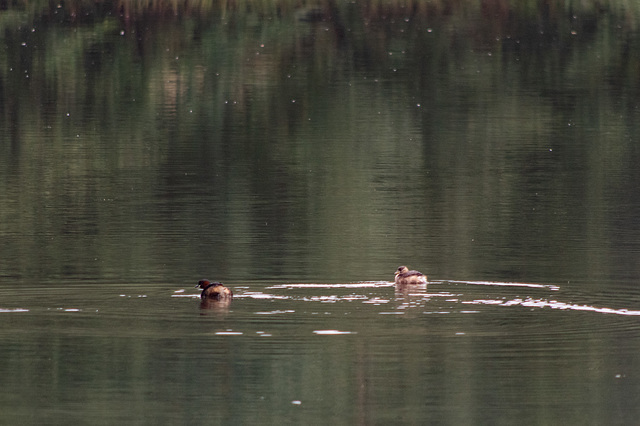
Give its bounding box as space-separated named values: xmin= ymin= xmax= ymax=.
xmin=1 ymin=2 xmax=640 ymax=424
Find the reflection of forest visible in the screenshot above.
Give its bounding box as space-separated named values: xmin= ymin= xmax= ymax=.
xmin=2 ymin=0 xmax=639 ymax=138
xmin=0 ymin=0 xmax=638 ymax=283
xmin=2 ymin=0 xmax=638 ymax=144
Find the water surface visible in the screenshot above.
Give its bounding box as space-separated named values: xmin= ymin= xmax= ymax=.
xmin=2 ymin=279 xmax=639 ymax=424
xmin=1 ymin=1 xmax=640 ymax=424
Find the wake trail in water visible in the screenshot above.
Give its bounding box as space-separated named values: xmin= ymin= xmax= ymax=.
xmin=174 ymin=280 xmax=640 ymax=317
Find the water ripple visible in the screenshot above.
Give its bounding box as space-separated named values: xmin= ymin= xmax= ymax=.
xmin=444 ymin=280 xmax=560 ymax=291
xmin=266 ymin=281 xmax=391 ymax=289
xmin=463 ymin=297 xmax=640 ymax=316
xmin=179 ymin=280 xmax=639 ymax=319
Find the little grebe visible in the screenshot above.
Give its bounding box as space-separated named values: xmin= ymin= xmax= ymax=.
xmin=394 ymin=266 xmax=428 ymax=285
xmin=196 ymin=280 xmax=233 ymax=300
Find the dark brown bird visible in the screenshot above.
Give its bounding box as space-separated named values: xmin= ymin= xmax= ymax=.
xmin=196 ymin=280 xmax=233 ymax=300
xmin=394 ymin=266 xmax=428 ymax=285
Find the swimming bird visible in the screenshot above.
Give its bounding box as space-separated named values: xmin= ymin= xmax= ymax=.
xmin=394 ymin=266 xmax=428 ymax=285
xmin=196 ymin=280 xmax=233 ymax=300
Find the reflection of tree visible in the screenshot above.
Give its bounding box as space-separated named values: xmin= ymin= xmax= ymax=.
xmin=0 ymin=1 xmax=638 ymax=283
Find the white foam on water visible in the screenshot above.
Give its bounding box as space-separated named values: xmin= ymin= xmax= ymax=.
xmin=267 ymin=281 xmax=391 ymax=289
xmin=463 ymin=297 xmax=640 ymax=316
xmin=446 ymin=280 xmax=560 ymax=291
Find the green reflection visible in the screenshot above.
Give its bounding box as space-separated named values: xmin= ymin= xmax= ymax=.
xmin=0 ymin=1 xmax=639 ymax=286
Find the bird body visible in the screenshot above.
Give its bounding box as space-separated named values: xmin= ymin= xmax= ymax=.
xmin=394 ymin=266 xmax=428 ymax=285
xmin=196 ymin=280 xmax=233 ymax=300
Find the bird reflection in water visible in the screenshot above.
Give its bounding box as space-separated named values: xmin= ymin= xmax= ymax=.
xmin=394 ymin=281 xmax=430 ymax=311
xmin=199 ymin=297 xmax=232 ymax=314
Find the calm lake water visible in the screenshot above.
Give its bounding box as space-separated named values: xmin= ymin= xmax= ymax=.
xmin=1 ymin=1 xmax=640 ymax=424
